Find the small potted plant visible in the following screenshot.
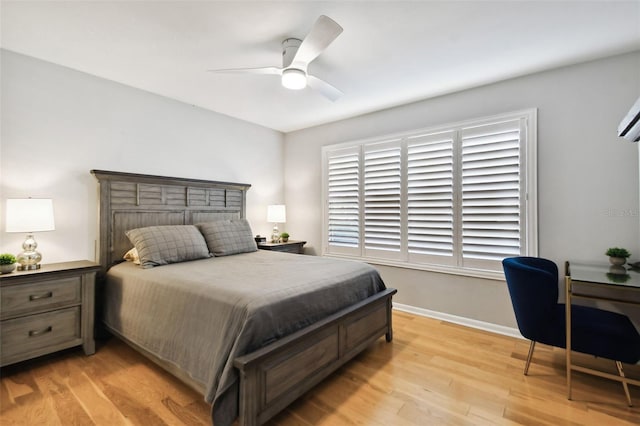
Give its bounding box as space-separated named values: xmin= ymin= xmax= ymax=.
xmin=280 ymin=232 xmax=290 ymax=243
xmin=0 ymin=253 xmax=17 ymax=274
xmin=605 ymin=247 xmax=631 ymax=266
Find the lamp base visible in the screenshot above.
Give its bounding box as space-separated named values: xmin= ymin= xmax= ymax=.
xmin=271 ymin=224 xmax=280 ymax=243
xmin=17 ymin=263 xmax=41 ymax=271
xmin=16 ymin=234 xmax=43 ymax=271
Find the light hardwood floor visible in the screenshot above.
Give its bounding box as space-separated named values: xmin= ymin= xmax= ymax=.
xmin=2 ymin=311 xmax=639 ymax=425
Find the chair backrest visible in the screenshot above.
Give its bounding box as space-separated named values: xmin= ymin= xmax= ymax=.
xmin=502 ymin=256 xmax=559 ymax=341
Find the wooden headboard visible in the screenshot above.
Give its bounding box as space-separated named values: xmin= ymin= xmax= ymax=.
xmin=91 ymin=170 xmax=251 ymax=273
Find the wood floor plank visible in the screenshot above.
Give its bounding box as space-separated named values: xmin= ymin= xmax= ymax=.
xmin=274 ymin=397 xmax=326 ymax=425
xmin=161 ymin=396 xmax=209 ymax=426
xmin=0 ymin=390 xmax=62 ymax=426
xmin=87 ymin=341 xmax=208 ymax=425
xmin=33 ymin=371 xmax=94 ymax=425
xmin=2 ymin=369 xmax=40 ymax=403
xmin=2 ymin=311 xmax=639 ymax=425
xmin=0 ymin=381 xmax=15 ymax=412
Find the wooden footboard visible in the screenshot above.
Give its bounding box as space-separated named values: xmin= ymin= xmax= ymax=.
xmin=233 ymin=288 xmax=397 ymax=426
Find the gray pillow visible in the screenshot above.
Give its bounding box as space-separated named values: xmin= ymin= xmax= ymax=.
xmin=197 ymin=219 xmax=257 ymax=257
xmin=125 ymin=225 xmax=211 ymax=268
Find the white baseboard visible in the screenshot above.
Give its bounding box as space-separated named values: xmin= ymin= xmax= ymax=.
xmin=393 ymin=303 xmax=524 ymax=340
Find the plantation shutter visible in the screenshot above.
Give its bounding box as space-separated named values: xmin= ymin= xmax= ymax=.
xmin=322 ymin=110 xmax=535 ymax=274
xmin=406 ymin=131 xmax=455 ymax=265
xmin=363 ymin=140 xmax=402 ymax=259
xmin=460 ymin=119 xmax=524 ymax=269
xmin=326 ymin=146 xmax=361 ymax=255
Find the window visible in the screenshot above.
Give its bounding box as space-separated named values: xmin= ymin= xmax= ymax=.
xmin=322 ymin=110 xmax=537 ymax=277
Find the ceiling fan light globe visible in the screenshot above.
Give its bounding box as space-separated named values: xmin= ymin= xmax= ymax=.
xmin=281 ymin=69 xmax=307 ymax=90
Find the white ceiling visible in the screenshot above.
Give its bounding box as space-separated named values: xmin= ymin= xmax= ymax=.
xmin=2 ymin=1 xmax=639 ymax=133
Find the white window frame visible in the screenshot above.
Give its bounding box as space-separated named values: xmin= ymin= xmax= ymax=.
xmin=321 ymin=109 xmax=538 ymax=280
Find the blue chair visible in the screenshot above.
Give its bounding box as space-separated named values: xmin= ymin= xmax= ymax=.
xmin=502 ymin=256 xmax=640 ymax=405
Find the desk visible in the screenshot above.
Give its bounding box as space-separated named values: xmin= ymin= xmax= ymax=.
xmin=565 ymin=262 xmax=640 ymax=405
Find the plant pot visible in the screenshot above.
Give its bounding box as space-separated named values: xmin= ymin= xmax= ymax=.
xmin=0 ymin=263 xmax=16 ymax=274
xmin=282 ymin=237 xmax=289 ymax=243
xmin=609 ymin=256 xmax=626 ymax=266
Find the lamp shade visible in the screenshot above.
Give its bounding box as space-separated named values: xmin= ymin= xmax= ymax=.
xmin=5 ymin=198 xmax=55 ymax=233
xmin=267 ymin=205 xmax=286 ymax=223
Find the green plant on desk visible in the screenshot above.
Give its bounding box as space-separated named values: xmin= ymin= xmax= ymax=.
xmin=606 ymin=247 xmax=631 ymax=266
xmin=605 ymin=247 xmax=631 ymax=258
xmin=280 ymin=232 xmax=290 ymax=242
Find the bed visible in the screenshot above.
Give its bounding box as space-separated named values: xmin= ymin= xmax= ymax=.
xmin=91 ymin=169 xmax=396 ymax=426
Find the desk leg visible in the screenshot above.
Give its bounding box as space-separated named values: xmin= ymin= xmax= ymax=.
xmin=616 ymin=361 xmax=633 ymax=406
xmin=565 ymin=275 xmax=572 ymax=401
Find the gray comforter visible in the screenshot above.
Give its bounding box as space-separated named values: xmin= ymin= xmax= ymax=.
xmin=104 ymin=250 xmax=386 ymax=425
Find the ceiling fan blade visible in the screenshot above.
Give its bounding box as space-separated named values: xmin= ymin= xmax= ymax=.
xmin=207 ymin=66 xmax=282 ymax=75
xmin=307 ymin=75 xmax=343 ymax=102
xmin=291 ymin=15 xmax=343 ymax=69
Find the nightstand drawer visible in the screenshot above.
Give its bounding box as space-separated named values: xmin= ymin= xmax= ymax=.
xmin=1 ymin=277 xmax=82 ymax=320
xmin=276 ymin=244 xmax=303 ymax=253
xmin=0 ymin=307 xmax=81 ymax=365
xmin=257 ymin=240 xmax=306 ymax=254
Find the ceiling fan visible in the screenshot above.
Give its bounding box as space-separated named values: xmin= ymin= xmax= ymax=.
xmin=209 ymin=15 xmax=344 ymax=101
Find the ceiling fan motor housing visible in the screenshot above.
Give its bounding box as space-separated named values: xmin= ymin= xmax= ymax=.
xmin=282 ymin=38 xmax=302 ymax=69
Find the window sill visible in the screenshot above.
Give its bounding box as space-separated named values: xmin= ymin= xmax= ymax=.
xmin=322 ymin=253 xmax=506 ymax=281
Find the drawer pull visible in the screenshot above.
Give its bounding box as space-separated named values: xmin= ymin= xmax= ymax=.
xmin=29 ymin=291 xmax=53 ymax=301
xmin=28 ymin=326 xmax=53 ymax=337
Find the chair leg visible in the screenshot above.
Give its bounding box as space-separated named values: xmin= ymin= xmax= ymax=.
xmin=615 ymin=361 xmax=633 ymax=407
xmin=524 ymin=341 xmax=536 ymax=375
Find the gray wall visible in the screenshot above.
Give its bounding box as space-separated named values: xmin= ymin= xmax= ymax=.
xmin=0 ymin=50 xmax=285 ymax=262
xmin=284 ymin=51 xmax=640 ymax=330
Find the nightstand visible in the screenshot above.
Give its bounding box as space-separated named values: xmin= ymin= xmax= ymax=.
xmin=0 ymin=260 xmax=100 ymax=366
xmin=257 ymin=240 xmax=306 ymax=254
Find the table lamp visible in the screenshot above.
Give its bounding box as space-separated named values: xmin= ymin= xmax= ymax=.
xmin=5 ymin=198 xmax=56 ymax=270
xmin=267 ymin=204 xmax=286 ymax=243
